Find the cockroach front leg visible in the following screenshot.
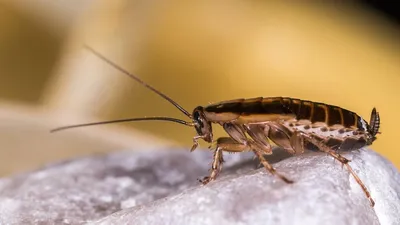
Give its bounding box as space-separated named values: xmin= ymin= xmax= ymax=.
xmin=293 ymin=131 xmax=375 ymax=207
xmin=199 ymin=137 xmax=245 ymax=185
xmin=199 ymin=146 xmax=224 ymax=185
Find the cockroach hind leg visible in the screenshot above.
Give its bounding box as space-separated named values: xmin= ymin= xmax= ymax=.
xmin=343 ymin=162 xmax=375 ymax=207
xmin=299 ymin=131 xmax=375 ymax=207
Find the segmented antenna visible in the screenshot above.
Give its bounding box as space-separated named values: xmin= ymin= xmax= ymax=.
xmin=50 ymin=45 xmax=195 ymax=132
xmin=84 ymin=45 xmax=192 ymax=118
xmin=50 ymin=116 xmax=194 ymax=132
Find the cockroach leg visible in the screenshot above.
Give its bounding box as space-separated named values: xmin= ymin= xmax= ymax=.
xmin=191 ymin=135 xmax=206 ymax=152
xmin=213 ymin=137 xmax=250 ymax=152
xmin=267 ymin=123 xmax=298 ymax=155
xmin=221 ymin=123 xmax=292 ymax=183
xmin=294 ymin=131 xmax=375 ymax=207
xmin=289 ymin=130 xmax=305 ymax=154
xmin=199 ymin=146 xmax=224 ymax=185
xmin=343 ymin=161 xmax=375 ymax=207
xmin=244 ymin=124 xmax=272 ymax=153
xmin=201 ymin=136 xmax=292 ymax=184
xmin=252 ymin=149 xmax=294 ymax=184
xmin=200 ymin=137 xmax=244 ymax=185
xmin=330 ymin=151 xmax=375 ymax=207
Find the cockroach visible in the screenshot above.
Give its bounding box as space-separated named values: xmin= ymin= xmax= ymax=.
xmin=51 ymin=45 xmax=380 ymax=207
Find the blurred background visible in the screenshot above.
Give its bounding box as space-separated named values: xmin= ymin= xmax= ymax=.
xmin=0 ymin=0 xmax=398 ymax=177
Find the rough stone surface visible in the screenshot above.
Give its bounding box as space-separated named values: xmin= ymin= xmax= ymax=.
xmin=0 ymin=147 xmax=398 ymax=225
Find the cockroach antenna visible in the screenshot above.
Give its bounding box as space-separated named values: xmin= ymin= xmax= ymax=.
xmin=50 ymin=45 xmax=194 ymax=133
xmin=50 ymin=117 xmax=194 ymax=132
xmin=83 ymin=45 xmax=192 ymax=118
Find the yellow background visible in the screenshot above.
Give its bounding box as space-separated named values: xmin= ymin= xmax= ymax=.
xmin=0 ymin=1 xmax=399 ymax=176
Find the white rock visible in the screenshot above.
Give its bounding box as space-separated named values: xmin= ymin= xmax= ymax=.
xmin=0 ymin=147 xmax=398 ymax=225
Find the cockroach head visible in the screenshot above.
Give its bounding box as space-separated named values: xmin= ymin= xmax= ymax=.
xmin=192 ymin=106 xmax=213 ymax=142
xmin=367 ymin=107 xmax=380 ymax=144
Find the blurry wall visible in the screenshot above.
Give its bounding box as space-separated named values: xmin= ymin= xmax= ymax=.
xmin=0 ymin=1 xmax=399 ymax=176
xmin=0 ymin=2 xmax=61 ymax=104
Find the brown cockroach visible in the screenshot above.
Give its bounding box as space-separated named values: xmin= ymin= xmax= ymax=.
xmin=51 ymin=45 xmax=380 ymax=207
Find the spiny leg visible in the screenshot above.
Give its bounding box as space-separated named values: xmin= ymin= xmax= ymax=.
xmin=295 ymin=131 xmax=375 ymax=207
xmin=252 ymin=148 xmax=294 ymax=184
xmin=203 ymin=136 xmax=293 ymax=184
xmin=331 ymin=151 xmax=374 ymax=207
xmin=243 ymin=124 xmax=294 ymax=183
xmin=266 ymin=123 xmax=298 ymax=155
xmin=199 ymin=146 xmax=224 ymax=185
xmin=200 ymin=137 xmax=246 ymax=185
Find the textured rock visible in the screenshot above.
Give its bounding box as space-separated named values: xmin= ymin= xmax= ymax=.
xmin=0 ymin=147 xmax=398 ymax=225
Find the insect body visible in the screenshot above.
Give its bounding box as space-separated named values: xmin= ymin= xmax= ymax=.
xmin=52 ymin=46 xmax=380 ymax=207
xmin=193 ymin=97 xmax=379 ymax=205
